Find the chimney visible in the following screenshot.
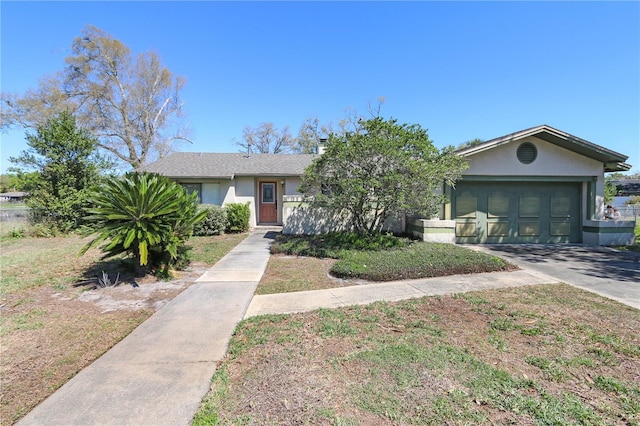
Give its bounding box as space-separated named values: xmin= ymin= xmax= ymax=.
xmin=317 ymin=138 xmax=327 ymax=155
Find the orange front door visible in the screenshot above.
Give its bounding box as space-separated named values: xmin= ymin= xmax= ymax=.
xmin=259 ymin=182 xmax=277 ymax=223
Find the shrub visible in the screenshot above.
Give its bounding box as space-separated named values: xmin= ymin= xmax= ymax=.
xmin=331 ymin=243 xmax=512 ymax=281
xmin=271 ymin=232 xmax=408 ymax=258
xmin=193 ymin=205 xmax=228 ymax=236
xmin=8 ymin=226 xmax=26 ymax=238
xmin=27 ymin=222 xmax=61 ymax=238
xmin=225 ymin=202 xmax=250 ymax=233
xmin=271 ymin=233 xmax=514 ymax=281
xmin=81 ymin=172 xmax=207 ymax=277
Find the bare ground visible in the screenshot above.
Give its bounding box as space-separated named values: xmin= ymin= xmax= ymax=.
xmin=0 ymin=262 xmax=207 ymax=425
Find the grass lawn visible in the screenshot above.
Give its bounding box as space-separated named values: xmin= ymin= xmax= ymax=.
xmin=195 ymin=283 xmax=640 ymax=425
xmin=0 ymin=232 xmax=246 ymax=425
xmin=197 ymin=232 xmax=640 ymax=425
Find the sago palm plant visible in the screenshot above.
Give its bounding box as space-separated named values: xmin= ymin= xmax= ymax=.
xmin=81 ymin=172 xmax=207 ymax=276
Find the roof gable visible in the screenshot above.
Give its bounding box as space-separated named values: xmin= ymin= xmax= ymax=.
xmin=456 ymin=125 xmax=631 ymax=172
xmin=140 ymin=152 xmax=317 ymax=179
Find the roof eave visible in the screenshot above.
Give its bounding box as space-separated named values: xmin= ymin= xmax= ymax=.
xmin=605 ymin=162 xmax=632 ymax=173
xmin=166 ymin=175 xmax=234 ymax=180
xmin=457 ymin=125 xmax=630 ymax=169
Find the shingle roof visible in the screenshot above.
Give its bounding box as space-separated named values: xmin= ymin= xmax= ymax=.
xmin=456 ymin=124 xmax=631 ymax=172
xmin=140 ymin=152 xmax=317 ymax=179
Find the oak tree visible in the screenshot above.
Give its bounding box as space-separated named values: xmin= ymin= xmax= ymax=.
xmin=1 ymin=25 xmax=188 ymax=169
xmin=234 ymin=122 xmax=295 ymax=154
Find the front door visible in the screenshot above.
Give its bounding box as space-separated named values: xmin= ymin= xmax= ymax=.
xmin=259 ymin=182 xmax=277 ymax=223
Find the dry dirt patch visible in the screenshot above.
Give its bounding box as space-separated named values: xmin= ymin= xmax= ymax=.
xmin=0 ymin=263 xmax=206 ymax=425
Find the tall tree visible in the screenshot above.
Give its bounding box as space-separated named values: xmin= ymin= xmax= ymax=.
xmin=9 ymin=111 xmax=110 ymax=232
xmin=1 ymin=25 xmax=188 ymax=169
xmin=294 ymin=117 xmax=324 ymax=154
xmin=234 ymin=122 xmax=294 ymax=154
xmin=299 ymin=117 xmax=468 ymax=234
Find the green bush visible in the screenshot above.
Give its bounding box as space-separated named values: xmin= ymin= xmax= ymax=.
xmin=225 ymin=202 xmax=250 ymax=233
xmin=8 ymin=227 xmax=26 ymax=238
xmin=271 ymin=233 xmax=514 ymax=281
xmin=271 ymin=232 xmax=408 ymax=258
xmin=193 ymin=205 xmax=228 ymax=236
xmin=27 ymin=222 xmax=61 ymax=238
xmin=81 ymin=172 xmax=207 ymax=277
xmin=331 ymin=243 xmax=512 ymax=281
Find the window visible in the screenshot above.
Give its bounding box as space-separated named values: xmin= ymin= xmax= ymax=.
xmin=181 ymin=183 xmax=202 ymax=203
xmin=262 ymin=183 xmax=275 ymax=203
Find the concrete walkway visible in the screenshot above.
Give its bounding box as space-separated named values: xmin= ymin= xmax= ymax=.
xmin=246 ymin=269 xmax=560 ymax=318
xmin=18 ymin=229 xmax=275 ymax=426
xmin=19 ymin=229 xmax=565 ymax=425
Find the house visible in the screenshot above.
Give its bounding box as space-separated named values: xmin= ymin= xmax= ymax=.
xmin=140 ymin=152 xmax=316 ymax=228
xmin=0 ymin=191 xmax=28 ymax=203
xmin=611 ymin=179 xmax=640 ymax=196
xmin=141 ymin=125 xmax=635 ymax=245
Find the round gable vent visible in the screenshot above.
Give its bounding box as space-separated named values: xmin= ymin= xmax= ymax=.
xmin=517 ymin=142 xmax=537 ymax=164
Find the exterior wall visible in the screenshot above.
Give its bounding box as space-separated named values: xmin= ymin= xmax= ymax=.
xmin=582 ymin=219 xmax=636 ymax=245
xmin=464 ymin=137 xmax=603 ymax=177
xmin=176 ymin=176 xmax=304 ymax=228
xmin=282 ymin=196 xmax=351 ymax=234
xmin=284 ymin=177 xmax=303 ymax=196
xmin=282 ymin=195 xmax=404 ymax=235
xmin=234 ymin=177 xmax=257 ymax=228
xmin=459 ymin=137 xmax=606 ymax=223
xmin=176 ymin=179 xmax=231 ymax=206
xmin=407 ymin=218 xmax=455 ymax=243
xmin=221 ymin=181 xmax=235 ymax=205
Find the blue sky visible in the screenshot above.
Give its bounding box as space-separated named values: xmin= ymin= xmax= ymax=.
xmin=1 ymin=1 xmax=639 ymax=174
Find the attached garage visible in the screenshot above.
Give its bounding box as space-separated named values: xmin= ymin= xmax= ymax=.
xmin=452 ymin=181 xmax=581 ymax=243
xmin=438 ymin=125 xmax=633 ymax=245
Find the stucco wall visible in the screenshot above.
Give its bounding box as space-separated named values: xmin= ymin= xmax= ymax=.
xmin=464 ymin=137 xmax=603 ymax=177
xmin=282 ymin=195 xmax=404 ymax=235
xmin=233 ymin=177 xmax=257 ymax=227
xmin=284 ymin=177 xmax=303 ymax=195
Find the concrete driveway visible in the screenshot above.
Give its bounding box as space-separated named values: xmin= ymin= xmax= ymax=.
xmin=470 ymin=244 xmax=640 ymax=310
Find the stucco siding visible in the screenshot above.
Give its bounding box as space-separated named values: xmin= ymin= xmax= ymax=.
xmin=221 ymin=182 xmax=235 ymax=205
xmin=284 ymin=177 xmax=303 ymax=195
xmin=464 ymin=137 xmax=603 ymax=177
xmin=233 ymin=177 xmax=257 ymax=227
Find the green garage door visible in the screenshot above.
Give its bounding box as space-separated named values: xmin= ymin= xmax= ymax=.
xmin=452 ymin=182 xmax=581 ymax=243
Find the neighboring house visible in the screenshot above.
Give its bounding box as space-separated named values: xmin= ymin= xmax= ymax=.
xmin=141 ymin=124 xmax=634 ymax=245
xmin=0 ymin=192 xmax=28 ymax=203
xmin=611 ymin=179 xmax=640 ymax=196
